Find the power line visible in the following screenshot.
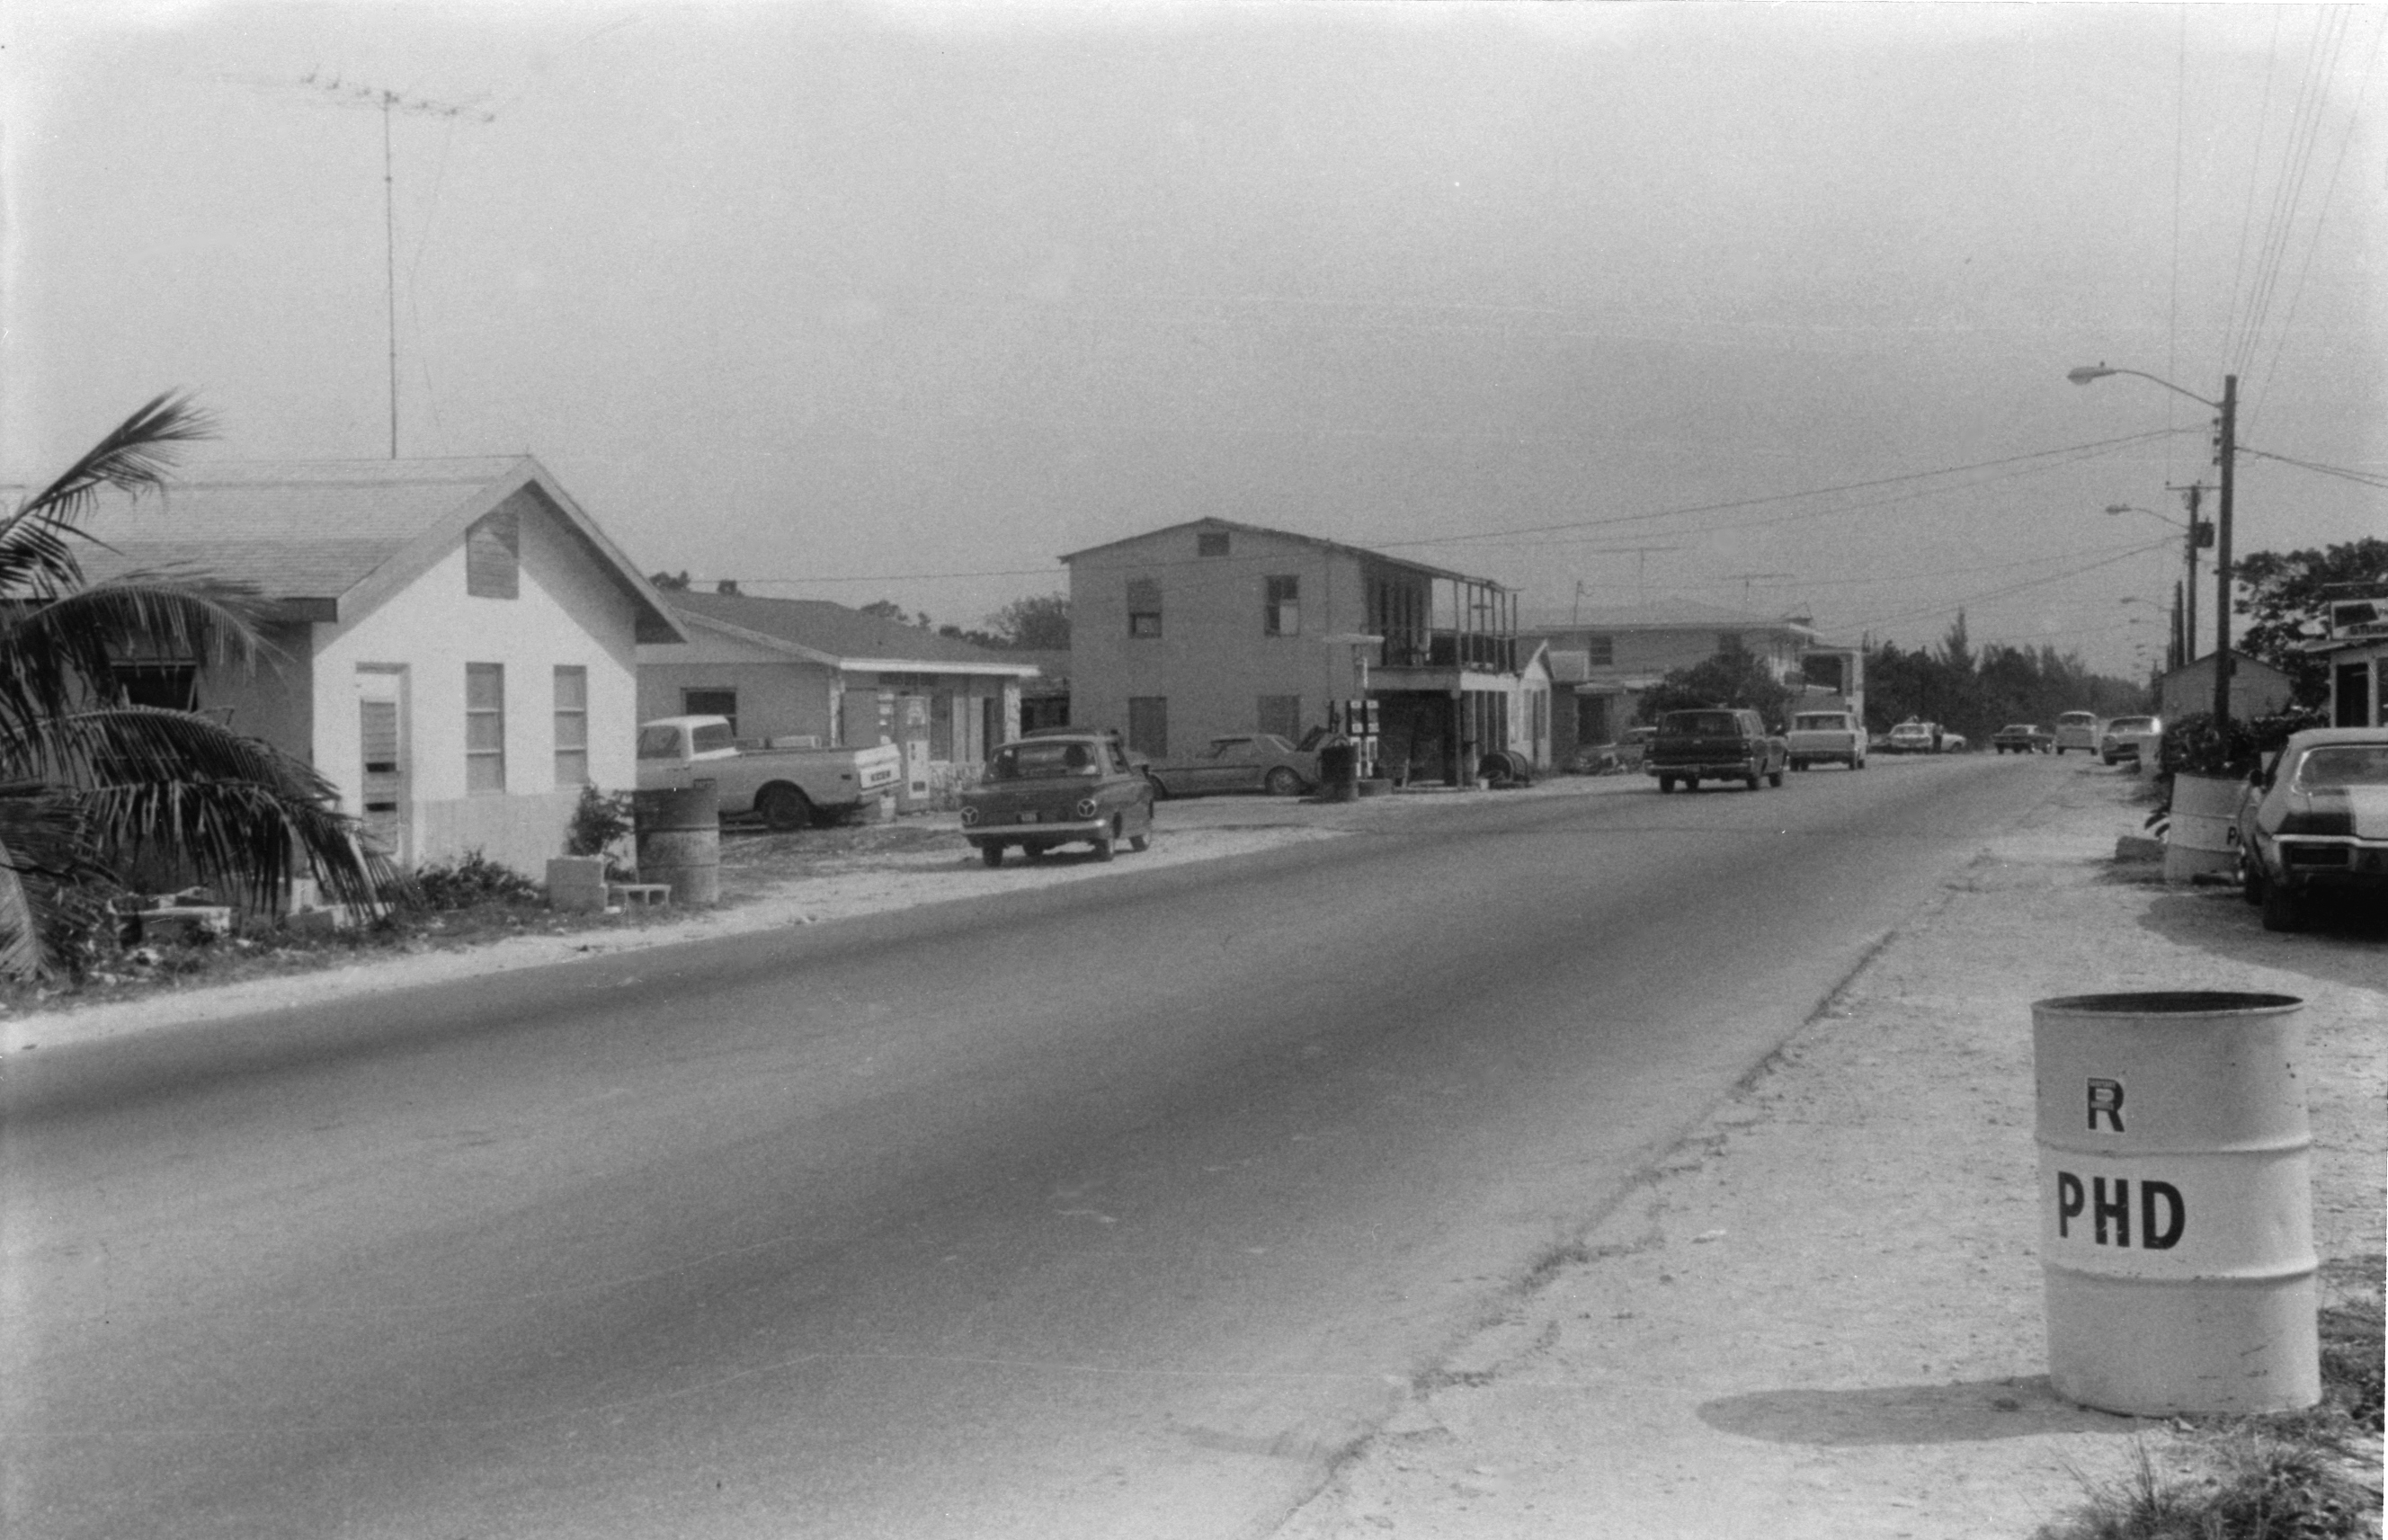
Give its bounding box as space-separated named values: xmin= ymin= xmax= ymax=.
xmin=2236 ymin=444 xmax=2388 ymax=491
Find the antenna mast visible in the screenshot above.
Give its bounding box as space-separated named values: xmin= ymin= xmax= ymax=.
xmin=287 ymin=73 xmax=495 ymax=458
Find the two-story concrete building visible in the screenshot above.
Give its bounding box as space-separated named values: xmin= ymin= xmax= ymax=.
xmin=1063 ymin=518 xmax=1528 ymax=785
xmin=1522 ymin=600 xmax=1824 ymax=767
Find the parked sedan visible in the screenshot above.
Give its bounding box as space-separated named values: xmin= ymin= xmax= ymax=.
xmin=1143 ymin=734 xmax=1320 ymax=798
xmin=2237 ymin=729 xmax=2388 ymax=931
xmin=1992 ymin=723 xmax=2054 ymax=754
xmin=1884 ymin=719 xmax=1942 ymax=754
xmin=2098 ymin=715 xmax=2163 ymax=767
xmin=959 ymin=733 xmax=1156 ymax=866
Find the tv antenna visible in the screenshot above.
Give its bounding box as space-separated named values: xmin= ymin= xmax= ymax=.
xmin=1723 ymin=571 xmax=1794 ymax=609
xmin=1571 ymin=545 xmax=1681 ymax=616
xmin=283 ymin=72 xmax=495 ymax=457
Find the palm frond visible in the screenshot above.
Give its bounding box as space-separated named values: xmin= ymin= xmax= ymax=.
xmin=0 ymin=835 xmax=47 ymax=980
xmin=0 ymin=788 xmax=104 ymax=981
xmin=0 ymin=393 xmax=215 ymax=600
xmin=0 ymin=578 xmax=267 ymax=746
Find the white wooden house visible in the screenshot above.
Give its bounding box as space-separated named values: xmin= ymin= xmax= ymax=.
xmin=80 ymin=457 xmax=685 ymax=875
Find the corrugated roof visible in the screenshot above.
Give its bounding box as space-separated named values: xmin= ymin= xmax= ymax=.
xmin=665 ymin=591 xmax=1040 ymax=672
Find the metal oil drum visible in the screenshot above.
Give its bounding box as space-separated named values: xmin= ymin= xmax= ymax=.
xmin=633 ymin=783 xmax=720 ymax=907
xmin=2034 ymin=991 xmax=2317 ymax=1415
xmin=2163 ymin=773 xmax=2244 ymax=883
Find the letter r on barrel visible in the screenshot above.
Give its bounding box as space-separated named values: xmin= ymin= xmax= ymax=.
xmin=2086 ymin=1077 xmax=2125 ymax=1133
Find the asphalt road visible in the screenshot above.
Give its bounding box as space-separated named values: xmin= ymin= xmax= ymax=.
xmin=3 ymin=755 xmax=2065 ymax=1539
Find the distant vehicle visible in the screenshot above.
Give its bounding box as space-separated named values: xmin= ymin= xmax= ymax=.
xmin=2099 ymin=716 xmax=2163 ymax=767
xmin=637 ymin=716 xmax=904 ymax=830
xmin=1646 ymin=708 xmax=1788 ymax=793
xmin=2054 ymin=711 xmax=2102 ymax=755
xmin=2236 ymin=728 xmax=2388 ymax=931
xmin=960 ymin=733 xmax=1156 ymax=867
xmin=1144 ymin=734 xmax=1320 ymax=798
xmin=1785 ymin=710 xmax=1866 ymax=770
xmin=1992 ymin=724 xmax=2054 ymax=754
xmin=1939 ymin=731 xmax=1969 ymax=752
xmin=1885 ymin=719 xmax=1941 ymax=754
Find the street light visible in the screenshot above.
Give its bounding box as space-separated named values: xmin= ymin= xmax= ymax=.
xmin=2106 ymin=502 xmax=2208 ymax=659
xmin=2070 ymin=362 xmax=2238 ymax=723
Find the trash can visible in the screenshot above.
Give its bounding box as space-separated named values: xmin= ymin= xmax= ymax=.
xmin=1318 ymin=738 xmax=1359 ymax=802
xmin=2162 ymin=773 xmax=2244 ymax=884
xmin=2033 ymin=991 xmax=2318 ymax=1415
xmin=634 ymin=783 xmax=721 ymax=908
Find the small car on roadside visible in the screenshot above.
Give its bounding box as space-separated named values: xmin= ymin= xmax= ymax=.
xmin=2098 ymin=715 xmax=2163 ymax=767
xmin=1885 ymin=719 xmax=1940 ymax=754
xmin=2236 ymin=728 xmax=2388 ymax=932
xmin=1143 ymin=733 xmax=1320 ymax=798
xmin=2054 ymin=711 xmax=2102 ymax=755
xmin=1991 ymin=723 xmax=2054 ymax=754
xmin=959 ymin=732 xmax=1156 ymax=867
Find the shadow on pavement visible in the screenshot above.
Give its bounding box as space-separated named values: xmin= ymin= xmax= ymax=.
xmin=2134 ymin=886 xmax=2388 ymax=993
xmin=1696 ymin=1375 xmax=2141 ymax=1447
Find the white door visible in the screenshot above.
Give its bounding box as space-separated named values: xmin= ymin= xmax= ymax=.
xmin=356 ymin=667 xmax=409 ymax=864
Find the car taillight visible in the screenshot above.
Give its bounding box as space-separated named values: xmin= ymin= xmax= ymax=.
xmin=1074 ymin=797 xmax=1099 ymax=818
xmin=2282 ymin=842 xmax=2349 ymax=868
xmin=2278 ymin=799 xmax=2354 ymax=837
xmin=959 ymin=806 xmax=979 ymax=826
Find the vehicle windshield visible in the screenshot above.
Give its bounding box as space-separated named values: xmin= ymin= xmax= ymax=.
xmin=988 ymin=740 xmax=1100 ymax=779
xmin=690 ymin=723 xmax=737 ymax=754
xmin=2292 ymin=744 xmax=2388 ymax=790
xmin=1793 ymin=715 xmax=1845 ymax=730
xmin=1664 ymin=712 xmax=1740 ymax=735
xmin=2108 ymin=717 xmax=2157 ymax=733
xmin=2058 ymin=713 xmax=2097 ymax=725
xmin=2002 ymin=725 xmax=2038 ymax=734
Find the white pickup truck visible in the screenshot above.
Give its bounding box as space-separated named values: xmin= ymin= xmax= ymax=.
xmin=637 ymin=716 xmax=904 ymax=829
xmin=1785 ymin=709 xmax=1867 ymax=770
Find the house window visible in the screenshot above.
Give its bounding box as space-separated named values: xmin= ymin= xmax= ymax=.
xmin=465 ymin=505 xmax=520 ymax=599
xmin=1264 ymin=575 xmax=1299 ymax=636
xmin=1197 ymin=531 xmax=1231 ymax=557
xmin=553 ymin=666 xmax=589 ymax=786
xmin=113 ymin=663 xmax=197 ymax=710
xmin=1257 ymin=694 xmax=1302 ymax=740
xmin=1584 ymin=635 xmax=1615 ymax=667
xmin=466 ymin=663 xmax=505 ymax=793
xmin=682 ymin=689 xmax=738 ymax=736
xmin=1127 ymin=578 xmax=1163 ymax=639
xmin=1127 ymin=696 xmax=1169 ymax=759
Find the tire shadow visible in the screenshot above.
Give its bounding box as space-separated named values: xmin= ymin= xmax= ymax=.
xmin=2134 ymin=886 xmax=2388 ymax=993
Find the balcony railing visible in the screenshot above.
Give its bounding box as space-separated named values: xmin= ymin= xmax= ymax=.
xmin=1381 ymin=629 xmax=1518 ymax=673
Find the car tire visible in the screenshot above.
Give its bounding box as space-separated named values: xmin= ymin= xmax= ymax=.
xmin=1656 ymin=775 xmax=1674 ymax=794
xmin=1128 ymin=831 xmax=1150 ymax=852
xmin=2239 ymin=855 xmax=2263 ymax=907
xmin=1768 ymin=767 xmax=1785 ymax=788
xmin=1264 ymin=767 xmax=1304 ymax=797
xmin=757 ymin=783 xmax=815 ymax=832
xmin=1145 ymin=773 xmax=1171 ymax=801
xmin=1745 ymin=770 xmax=1761 ymax=790
xmin=1093 ymin=820 xmax=1118 ymax=862
xmin=2259 ymin=878 xmax=2306 ymax=933
xmin=980 ymin=843 xmax=1004 ymax=868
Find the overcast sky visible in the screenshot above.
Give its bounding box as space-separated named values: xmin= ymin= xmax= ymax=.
xmin=7 ymin=1 xmax=2383 ymax=674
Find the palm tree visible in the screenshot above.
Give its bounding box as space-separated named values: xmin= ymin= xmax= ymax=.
xmin=0 ymin=394 xmax=401 ymax=976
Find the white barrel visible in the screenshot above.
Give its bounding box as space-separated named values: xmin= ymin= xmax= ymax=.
xmin=2034 ymin=992 xmax=2317 ymax=1415
xmin=2163 ymin=773 xmax=2244 ymax=883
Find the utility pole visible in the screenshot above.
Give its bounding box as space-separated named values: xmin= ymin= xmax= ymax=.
xmin=282 ymin=74 xmax=495 ymax=458
xmin=2214 ymin=376 xmax=2238 ymax=725
xmin=2166 ymin=481 xmax=2213 ymax=668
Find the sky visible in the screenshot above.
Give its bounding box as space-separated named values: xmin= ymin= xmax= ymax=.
xmin=5 ymin=0 xmax=2384 ymax=678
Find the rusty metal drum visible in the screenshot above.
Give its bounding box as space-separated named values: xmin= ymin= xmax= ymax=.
xmin=2034 ymin=991 xmax=2317 ymax=1415
xmin=2163 ymin=773 xmax=2244 ymax=884
xmin=633 ymin=784 xmax=719 ymax=908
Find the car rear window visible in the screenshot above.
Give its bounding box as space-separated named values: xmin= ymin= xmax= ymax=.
xmin=1663 ymin=711 xmax=1741 ymax=735
xmin=1793 ymin=715 xmax=1846 ymax=731
xmin=2293 ymin=745 xmax=2388 ymax=790
xmin=989 ymin=741 xmax=1100 ymax=779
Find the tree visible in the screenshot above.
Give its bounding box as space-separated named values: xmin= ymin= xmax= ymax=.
xmin=858 ymin=598 xmax=933 ymax=629
xmin=0 ymin=395 xmax=401 ymax=975
xmin=1638 ymin=648 xmax=1793 ymax=727
xmin=985 ymin=592 xmax=1071 ymax=651
xmin=2234 ymin=538 xmax=2388 ymax=707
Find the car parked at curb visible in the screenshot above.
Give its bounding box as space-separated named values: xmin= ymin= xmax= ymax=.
xmin=1143 ymin=734 xmax=1319 ymax=798
xmin=959 ymin=733 xmax=1156 ymax=867
xmin=2236 ymin=728 xmax=2388 ymax=932
xmin=2099 ymin=715 xmax=2162 ymax=767
xmin=1992 ymin=723 xmax=2054 ymax=754
xmin=2054 ymin=711 xmax=2102 ymax=755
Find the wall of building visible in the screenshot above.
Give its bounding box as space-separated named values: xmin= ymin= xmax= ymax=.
xmin=311 ymin=491 xmax=642 ymax=874
xmin=637 ymin=637 xmax=841 ymax=745
xmin=2157 ymin=654 xmax=2294 ymax=722
xmin=1070 ymin=525 xmax=1368 ymax=757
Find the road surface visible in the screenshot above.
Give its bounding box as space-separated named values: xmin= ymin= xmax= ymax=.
xmin=4 ymin=757 xmax=2063 ymax=1538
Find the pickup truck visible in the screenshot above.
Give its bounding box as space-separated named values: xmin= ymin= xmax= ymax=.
xmin=1785 ymin=709 xmax=1867 ymax=770
xmin=1646 ymin=708 xmax=1788 ymax=793
xmin=637 ymin=716 xmax=904 ymax=829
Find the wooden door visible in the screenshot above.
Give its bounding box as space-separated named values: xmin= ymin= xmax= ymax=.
xmin=356 ymin=667 xmax=408 ymax=864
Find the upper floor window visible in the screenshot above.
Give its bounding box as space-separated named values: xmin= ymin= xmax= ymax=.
xmin=1584 ymin=635 xmax=1615 ymax=667
xmin=1127 ymin=577 xmax=1163 ymax=638
xmin=466 ymin=505 xmax=520 ymax=599
xmin=1264 ymin=576 xmax=1299 ymax=636
xmin=1197 ymin=531 xmax=1231 ymax=557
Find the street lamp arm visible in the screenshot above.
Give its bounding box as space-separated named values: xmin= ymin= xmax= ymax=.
xmin=2066 ymin=364 xmax=2220 ymax=410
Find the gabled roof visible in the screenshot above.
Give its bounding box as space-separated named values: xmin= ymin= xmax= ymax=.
xmin=660 ymin=591 xmax=1042 ymax=676
xmin=72 ymin=456 xmax=687 ymax=643
xmin=1520 ymin=597 xmax=1818 ymax=635
xmin=1059 ymin=517 xmax=1498 ymax=589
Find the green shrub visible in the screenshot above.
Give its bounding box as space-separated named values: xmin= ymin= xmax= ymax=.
xmin=566 ymin=785 xmax=636 ymax=859
xmin=412 ymin=850 xmax=541 ymax=911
